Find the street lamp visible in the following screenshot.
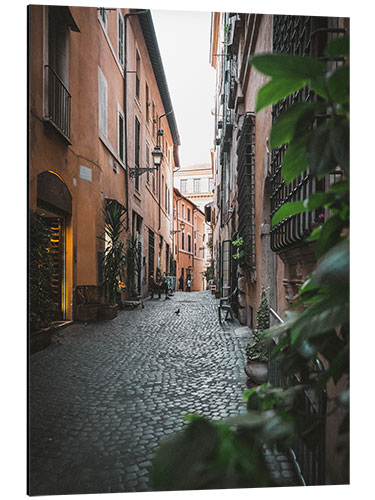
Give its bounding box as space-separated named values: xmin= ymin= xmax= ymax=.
xmin=151 ymin=145 xmax=163 ymax=168
xmin=129 ymin=145 xmax=163 ymax=178
xmin=171 ymin=222 xmax=185 ymax=235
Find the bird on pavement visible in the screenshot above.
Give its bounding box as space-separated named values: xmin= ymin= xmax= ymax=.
xmin=175 ymin=308 xmax=180 ymax=315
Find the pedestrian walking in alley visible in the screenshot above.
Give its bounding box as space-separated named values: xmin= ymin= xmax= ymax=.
xmin=186 ymin=277 xmax=191 ymax=292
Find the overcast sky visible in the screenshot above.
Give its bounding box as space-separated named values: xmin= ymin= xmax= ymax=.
xmin=151 ymin=9 xmax=216 ymax=168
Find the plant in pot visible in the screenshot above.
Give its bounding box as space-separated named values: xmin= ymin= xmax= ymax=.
xmin=29 ymin=211 xmax=57 ymax=352
xmin=244 ymin=289 xmax=270 ymax=386
xmin=100 ymin=200 xmax=127 ymax=319
xmin=125 ymin=235 xmax=141 ymax=300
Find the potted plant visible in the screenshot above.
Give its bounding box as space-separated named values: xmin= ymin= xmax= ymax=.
xmin=244 ymin=289 xmax=270 ymax=385
xmin=100 ymin=200 xmax=127 ymax=319
xmin=125 ymin=235 xmax=141 ymax=300
xmin=29 ymin=211 xmax=57 ymax=353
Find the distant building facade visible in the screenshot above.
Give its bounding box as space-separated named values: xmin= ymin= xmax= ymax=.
xmin=173 ymin=188 xmax=207 ymax=291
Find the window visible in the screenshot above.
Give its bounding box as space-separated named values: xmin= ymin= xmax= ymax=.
xmin=152 ymin=102 xmax=156 ymax=138
xmin=181 ymin=204 xmax=185 ymax=220
xmin=165 ymin=183 xmax=168 ymax=211
xmin=45 ymin=6 xmax=72 ymax=139
xmin=145 ymin=83 xmax=150 ymax=121
xmin=99 ymin=8 xmax=107 ymax=29
xmin=187 ymin=234 xmax=191 ymax=253
xmin=135 ymin=117 xmax=140 ymax=191
xmin=118 ymin=14 xmax=124 ymax=65
xmin=181 ymin=232 xmax=185 ymax=250
xmin=180 ymin=179 xmax=187 ymax=193
xmin=209 ymin=177 xmax=213 ymax=192
xmin=98 ymin=67 xmax=108 ymax=138
xmin=118 ymin=112 xmax=124 ymax=161
xmin=194 ymin=178 xmax=201 ymax=193
xmin=146 ymin=142 xmax=150 ymax=184
xmin=187 ymin=207 xmax=191 ymax=222
xmin=136 ymin=51 xmax=140 ymax=100
xmin=152 ymin=168 xmax=156 ymax=193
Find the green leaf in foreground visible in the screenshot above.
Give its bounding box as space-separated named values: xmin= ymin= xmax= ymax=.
xmin=281 ymin=135 xmax=309 ymax=184
xmin=256 ymin=78 xmax=306 ymax=112
xmin=272 ymin=201 xmax=305 ymax=227
xmin=270 ymin=102 xmax=320 ymax=148
xmin=325 ymin=35 xmax=349 ymax=58
xmin=251 ymin=54 xmax=326 ymax=79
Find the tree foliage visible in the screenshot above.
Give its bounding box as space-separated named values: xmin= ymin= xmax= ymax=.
xmin=152 ymin=35 xmax=349 ymax=489
xmin=29 ymin=211 xmax=57 ymax=331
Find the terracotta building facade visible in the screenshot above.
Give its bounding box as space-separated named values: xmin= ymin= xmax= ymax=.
xmin=28 ymin=6 xmax=180 ymax=321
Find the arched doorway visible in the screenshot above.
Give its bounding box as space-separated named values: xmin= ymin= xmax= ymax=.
xmin=37 ymin=171 xmax=72 ymax=321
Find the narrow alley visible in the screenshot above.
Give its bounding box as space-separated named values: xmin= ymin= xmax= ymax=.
xmin=29 ymin=291 xmax=250 ymax=495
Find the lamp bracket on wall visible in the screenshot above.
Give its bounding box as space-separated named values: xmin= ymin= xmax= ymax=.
xmin=129 ymin=167 xmax=158 ymax=179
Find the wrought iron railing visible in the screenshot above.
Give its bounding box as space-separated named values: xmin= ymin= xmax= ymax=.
xmin=236 ymin=112 xmax=256 ymax=268
xmin=268 ymin=307 xmax=327 ymax=486
xmin=44 ymin=65 xmax=71 ymax=140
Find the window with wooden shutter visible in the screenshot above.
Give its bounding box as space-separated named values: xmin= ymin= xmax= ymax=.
xmin=136 ymin=51 xmax=140 ymax=100
xmin=118 ymin=112 xmax=124 ymax=161
xmin=118 ymin=14 xmax=124 ymax=66
xmin=135 ymin=117 xmax=140 ymax=191
xmin=98 ymin=67 xmax=108 ymax=138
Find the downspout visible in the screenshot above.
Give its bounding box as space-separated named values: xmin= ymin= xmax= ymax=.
xmin=123 ymin=9 xmax=149 ymax=230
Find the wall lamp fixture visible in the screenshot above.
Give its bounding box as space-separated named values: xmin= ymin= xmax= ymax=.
xmin=171 ymin=222 xmax=185 ymax=235
xmin=129 ymin=145 xmax=163 ymax=178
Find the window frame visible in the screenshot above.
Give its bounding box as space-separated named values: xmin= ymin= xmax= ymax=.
xmin=135 ymin=50 xmax=141 ymax=101
xmin=98 ymin=66 xmax=108 ymax=138
xmin=118 ymin=13 xmax=124 ymax=66
xmin=118 ymin=109 xmax=124 ymax=162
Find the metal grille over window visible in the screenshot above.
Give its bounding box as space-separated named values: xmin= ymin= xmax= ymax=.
xmin=270 ymin=15 xmax=344 ymax=252
xmin=236 ymin=112 xmax=256 ymax=268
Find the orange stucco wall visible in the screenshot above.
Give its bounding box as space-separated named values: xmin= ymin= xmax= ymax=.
xmin=29 ymin=6 xmax=177 ymax=318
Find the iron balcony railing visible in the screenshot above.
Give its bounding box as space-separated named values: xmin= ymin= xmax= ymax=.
xmin=268 ymin=307 xmax=327 ymax=486
xmin=44 ymin=65 xmax=71 ymax=141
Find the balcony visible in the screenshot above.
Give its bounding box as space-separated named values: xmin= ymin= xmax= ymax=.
xmin=44 ymin=65 xmax=71 ymax=142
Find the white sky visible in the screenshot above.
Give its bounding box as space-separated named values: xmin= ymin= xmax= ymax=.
xmin=151 ymin=9 xmax=216 ymax=168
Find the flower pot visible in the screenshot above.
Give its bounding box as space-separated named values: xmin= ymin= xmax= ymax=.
xmin=76 ymin=303 xmax=100 ymax=321
xmin=100 ymin=304 xmax=118 ymax=320
xmin=30 ymin=327 xmax=52 ymax=354
xmin=244 ymin=361 xmax=268 ymax=385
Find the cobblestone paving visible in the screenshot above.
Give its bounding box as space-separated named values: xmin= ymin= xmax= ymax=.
xmin=29 ymin=291 xmax=252 ymax=495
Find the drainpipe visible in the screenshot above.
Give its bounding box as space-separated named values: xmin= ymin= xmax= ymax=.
xmin=123 ymin=9 xmax=149 ymax=230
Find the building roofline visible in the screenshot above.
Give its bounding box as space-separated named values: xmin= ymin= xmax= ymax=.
xmin=138 ymin=11 xmax=181 ymax=147
xmin=173 ymin=187 xmax=205 ymax=217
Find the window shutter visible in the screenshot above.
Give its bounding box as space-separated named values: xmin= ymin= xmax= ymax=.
xmin=119 ymin=113 xmax=124 ymax=161
xmin=98 ymin=68 xmax=108 ymax=138
xmin=118 ymin=15 xmax=124 ymax=65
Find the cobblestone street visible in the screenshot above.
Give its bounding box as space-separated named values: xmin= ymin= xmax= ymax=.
xmin=29 ymin=291 xmax=252 ymax=495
